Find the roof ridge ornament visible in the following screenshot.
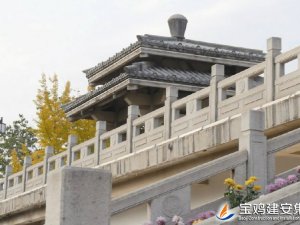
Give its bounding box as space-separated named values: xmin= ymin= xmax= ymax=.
xmin=168 ymin=14 xmax=188 ymax=40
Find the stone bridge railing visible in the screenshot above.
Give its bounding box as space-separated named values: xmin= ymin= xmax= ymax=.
xmin=1 ymin=37 xmax=300 ymax=201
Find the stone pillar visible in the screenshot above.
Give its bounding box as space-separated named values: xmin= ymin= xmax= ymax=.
xmin=4 ymin=165 xmax=12 ymax=199
xmin=43 ymin=146 xmax=54 ymax=184
xmin=95 ymin=121 xmax=107 ymax=165
xmin=147 ymin=186 xmax=190 ymax=224
xmin=209 ymin=64 xmax=225 ymax=122
xmin=239 ymin=110 xmax=267 ymax=190
xmin=22 ymin=156 xmax=32 ymax=192
xmin=266 ymin=37 xmax=281 ymax=101
xmin=67 ymin=135 xmax=78 ymax=166
xmin=45 ymin=167 xmax=112 ymax=225
xmin=127 ymin=105 xmax=139 ymax=153
xmin=164 ymin=87 xmax=178 ymax=138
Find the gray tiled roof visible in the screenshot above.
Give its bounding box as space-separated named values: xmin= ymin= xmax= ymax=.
xmin=63 ymin=65 xmax=210 ymax=113
xmin=84 ymin=34 xmax=265 ymax=79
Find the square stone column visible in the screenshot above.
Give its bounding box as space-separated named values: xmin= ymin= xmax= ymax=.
xmin=67 ymin=135 xmax=78 ymax=166
xmin=95 ymin=121 xmax=107 ymax=165
xmin=266 ymin=37 xmax=281 ymax=101
xmin=209 ymin=64 xmax=224 ymax=122
xmin=127 ymin=105 xmax=139 ymax=153
xmin=22 ymin=156 xmax=32 ymax=192
xmin=239 ymin=110 xmax=267 ymax=190
xmin=164 ymin=87 xmax=178 ymax=138
xmin=45 ymin=167 xmax=112 ymax=225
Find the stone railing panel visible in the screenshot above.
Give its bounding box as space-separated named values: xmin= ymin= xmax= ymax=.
xmin=171 ymin=87 xmax=210 ymax=136
xmin=71 ymin=137 xmax=97 ymax=168
xmin=132 ymin=107 xmax=165 ymax=151
xmin=25 ymin=161 xmax=45 ymax=191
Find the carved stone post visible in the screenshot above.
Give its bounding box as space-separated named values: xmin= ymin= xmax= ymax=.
xmin=22 ymin=156 xmax=32 ymax=192
xmin=164 ymin=87 xmax=178 ymax=138
xmin=127 ymin=105 xmax=139 ymax=153
xmin=43 ymin=146 xmax=54 ymax=184
xmin=95 ymin=121 xmax=107 ymax=165
xmin=67 ymin=134 xmax=78 ymax=166
xmin=4 ymin=165 xmax=12 ymax=199
xmin=266 ymin=37 xmax=281 ymax=101
xmin=239 ymin=110 xmax=267 ymax=191
xmin=209 ymin=64 xmax=224 ymax=122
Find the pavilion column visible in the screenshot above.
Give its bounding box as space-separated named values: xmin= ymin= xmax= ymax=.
xmin=239 ymin=110 xmax=267 ymax=191
xmin=209 ymin=64 xmax=224 ymax=123
xmin=45 ymin=167 xmax=112 ymax=225
xmin=127 ymin=105 xmax=139 ymax=153
xmin=95 ymin=121 xmax=107 ymax=165
xmin=265 ymin=37 xmax=281 ymax=101
xmin=164 ymin=87 xmax=178 ymax=139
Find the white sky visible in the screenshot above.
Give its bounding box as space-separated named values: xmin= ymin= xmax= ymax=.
xmin=0 ymin=0 xmax=299 ymax=126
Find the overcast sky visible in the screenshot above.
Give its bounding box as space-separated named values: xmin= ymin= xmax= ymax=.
xmin=0 ymin=0 xmax=299 ymax=126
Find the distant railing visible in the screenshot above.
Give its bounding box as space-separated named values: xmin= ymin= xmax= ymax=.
xmin=2 ymin=38 xmax=300 ymax=201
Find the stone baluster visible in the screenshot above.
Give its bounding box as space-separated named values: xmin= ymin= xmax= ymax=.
xmin=165 ymin=87 xmax=178 ymax=138
xmin=67 ymin=134 xmax=78 ymax=166
xmin=4 ymin=165 xmax=12 ymax=199
xmin=95 ymin=121 xmax=107 ymax=165
xmin=266 ymin=37 xmax=281 ymax=101
xmin=22 ymin=156 xmax=32 ymax=192
xmin=43 ymin=146 xmax=54 ymax=184
xmin=127 ymin=105 xmax=139 ymax=153
xmin=209 ymin=64 xmax=225 ymax=122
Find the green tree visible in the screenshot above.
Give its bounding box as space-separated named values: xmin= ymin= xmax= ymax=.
xmin=0 ymin=114 xmax=37 ymax=176
xmin=34 ymin=74 xmax=95 ymax=154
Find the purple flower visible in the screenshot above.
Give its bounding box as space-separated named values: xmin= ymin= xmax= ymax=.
xmin=287 ymin=174 xmax=298 ymax=184
xmin=156 ymin=216 xmax=166 ymax=225
xmin=172 ymin=215 xmax=184 ymax=224
xmin=274 ymin=178 xmax=288 ymax=188
xmin=266 ymin=183 xmax=278 ymax=193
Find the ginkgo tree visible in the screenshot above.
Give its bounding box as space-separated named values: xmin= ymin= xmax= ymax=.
xmin=34 ymin=74 xmax=96 ymax=154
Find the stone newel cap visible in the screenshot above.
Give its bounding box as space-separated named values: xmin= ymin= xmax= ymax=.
xmin=168 ymin=14 xmax=188 ymax=39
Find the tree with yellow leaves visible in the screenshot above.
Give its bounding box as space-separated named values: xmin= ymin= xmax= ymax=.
xmin=34 ymin=74 xmax=95 ymax=154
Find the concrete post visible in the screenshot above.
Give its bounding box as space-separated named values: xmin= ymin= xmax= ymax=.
xmin=266 ymin=37 xmax=281 ymax=101
xmin=67 ymin=134 xmax=78 ymax=166
xmin=95 ymin=121 xmax=107 ymax=165
xmin=22 ymin=156 xmax=32 ymax=192
xmin=45 ymin=167 xmax=112 ymax=225
xmin=209 ymin=64 xmax=225 ymax=122
xmin=127 ymin=105 xmax=139 ymax=153
xmin=43 ymin=146 xmax=54 ymax=184
xmin=4 ymin=165 xmax=12 ymax=199
xmin=164 ymin=87 xmax=178 ymax=138
xmin=239 ymin=110 xmax=267 ymax=190
xmin=147 ymin=186 xmax=191 ymax=224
